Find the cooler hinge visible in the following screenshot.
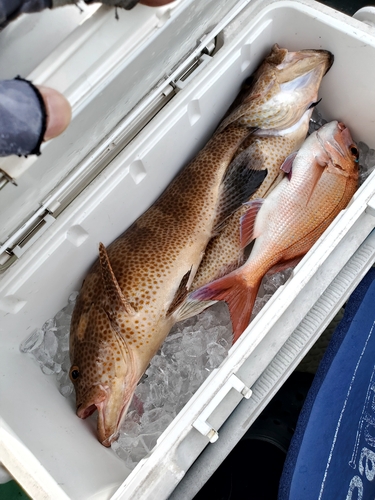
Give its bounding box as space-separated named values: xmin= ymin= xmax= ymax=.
xmin=0 ymin=36 xmax=216 ymax=193
xmin=0 ymin=208 xmax=56 ymax=270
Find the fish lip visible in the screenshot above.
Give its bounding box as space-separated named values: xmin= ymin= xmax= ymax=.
xmin=97 ymin=394 xmax=134 ymax=447
xmin=76 ymin=403 xmax=97 ymax=419
xmin=76 ymin=384 xmax=108 ymax=419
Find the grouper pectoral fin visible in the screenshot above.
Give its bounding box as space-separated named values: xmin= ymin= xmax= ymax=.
xmin=173 ymin=296 xmax=218 ymax=324
xmin=98 ymin=242 xmax=136 ymax=316
xmin=213 ymin=144 xmax=268 ymax=234
xmin=166 ymin=269 xmax=192 ymax=317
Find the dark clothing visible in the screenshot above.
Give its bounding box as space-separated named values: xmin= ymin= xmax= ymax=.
xmin=0 ymin=78 xmax=46 ymax=157
xmin=0 ymin=0 xmax=139 ymax=25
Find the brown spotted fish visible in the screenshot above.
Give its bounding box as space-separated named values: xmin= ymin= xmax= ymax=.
xmin=192 ymin=121 xmax=359 ymax=341
xmin=69 ymin=124 xmax=267 ymax=446
xmin=68 ymin=44 xmax=333 ymax=447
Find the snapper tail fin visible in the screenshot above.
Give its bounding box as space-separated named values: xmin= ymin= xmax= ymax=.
xmin=191 ymin=270 xmax=260 ymax=343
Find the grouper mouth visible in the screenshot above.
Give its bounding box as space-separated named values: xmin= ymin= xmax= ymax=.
xmin=77 ymin=403 xmax=97 ymax=419
xmin=76 ymin=382 xmax=137 ymax=447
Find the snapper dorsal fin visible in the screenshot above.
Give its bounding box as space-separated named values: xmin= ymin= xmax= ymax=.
xmin=98 ymin=242 xmax=135 ymax=316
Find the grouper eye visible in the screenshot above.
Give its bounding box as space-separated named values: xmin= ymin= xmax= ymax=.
xmin=70 ymin=366 xmax=80 ymax=381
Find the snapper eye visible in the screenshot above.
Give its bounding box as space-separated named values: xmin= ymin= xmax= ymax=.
xmin=350 ymin=145 xmax=359 ymax=160
xmin=70 ymin=366 xmax=80 ymax=381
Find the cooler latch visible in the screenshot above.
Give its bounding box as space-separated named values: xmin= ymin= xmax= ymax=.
xmin=193 ymin=374 xmax=252 ymax=443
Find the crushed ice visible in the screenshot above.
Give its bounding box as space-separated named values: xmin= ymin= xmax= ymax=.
xmin=20 ymin=108 xmax=375 ymax=469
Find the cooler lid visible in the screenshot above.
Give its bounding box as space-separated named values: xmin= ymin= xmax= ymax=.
xmin=0 ymin=0 xmax=250 ymax=269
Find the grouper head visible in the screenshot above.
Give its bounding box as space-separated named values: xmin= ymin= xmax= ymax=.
xmin=269 ymin=43 xmax=334 ymax=83
xmin=218 ymin=43 xmax=334 ymax=133
xmin=69 ymin=243 xmax=139 ymax=447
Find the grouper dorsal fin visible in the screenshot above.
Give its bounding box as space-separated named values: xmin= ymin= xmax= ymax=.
xmin=98 ymin=242 xmax=135 ymax=316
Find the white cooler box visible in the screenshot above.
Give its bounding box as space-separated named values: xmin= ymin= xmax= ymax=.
xmin=2 ymin=0 xmax=375 ymax=498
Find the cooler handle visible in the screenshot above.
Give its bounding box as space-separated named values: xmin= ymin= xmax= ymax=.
xmin=353 ymin=7 xmax=375 ymax=28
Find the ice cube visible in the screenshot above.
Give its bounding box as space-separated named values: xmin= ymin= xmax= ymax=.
xmin=128 ymin=442 xmax=148 ymax=466
xmin=68 ymin=291 xmax=79 ymax=304
xmin=43 ymin=330 xmax=58 ymax=359
xmin=206 ymin=341 xmax=227 ymax=370
xmin=59 ymin=382 xmax=74 ymax=398
xmin=358 ymin=141 xmax=369 ymax=159
xmin=57 ymin=370 xmax=73 ymax=397
xmin=365 ymin=148 xmax=375 ymax=169
xmin=122 ymin=412 xmax=142 ymax=435
xmin=251 ymin=293 xmax=272 ymax=318
xmin=139 ymin=433 xmax=159 ymax=453
xmin=112 ymin=439 xmax=139 ymax=470
xmin=54 ymin=309 xmax=72 ymax=332
xmin=20 ymin=329 xmax=44 ymax=353
xmin=309 ymin=108 xmax=327 ymax=134
xmin=42 ymin=318 xmax=56 ymax=332
xmin=177 ymin=391 xmax=194 ymax=411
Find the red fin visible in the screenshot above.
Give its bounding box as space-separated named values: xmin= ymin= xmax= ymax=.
xmin=280 ymin=152 xmax=297 ymax=179
xmin=240 ymin=198 xmax=264 ymax=248
xmin=191 ymin=271 xmax=260 ymax=343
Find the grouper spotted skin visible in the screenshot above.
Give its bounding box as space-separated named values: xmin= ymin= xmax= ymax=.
xmin=69 ymin=44 xmax=333 ymax=447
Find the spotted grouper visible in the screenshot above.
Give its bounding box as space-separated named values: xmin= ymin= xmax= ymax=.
xmin=69 ymin=123 xmax=266 ymax=447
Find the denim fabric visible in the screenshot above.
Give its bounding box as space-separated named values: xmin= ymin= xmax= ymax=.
xmin=0 ymin=78 xmax=46 ymax=157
